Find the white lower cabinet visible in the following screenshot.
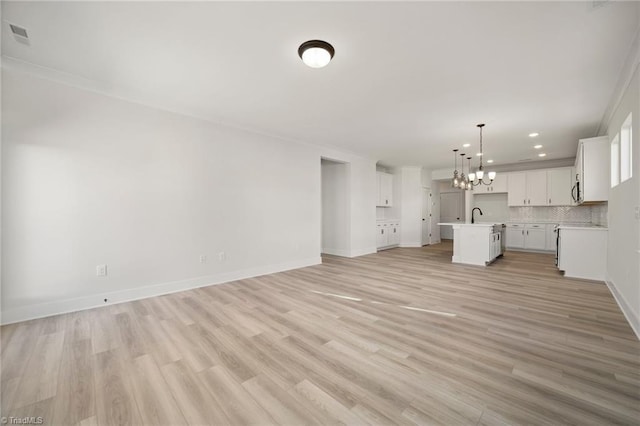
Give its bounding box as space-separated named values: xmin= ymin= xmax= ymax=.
xmin=524 ymin=224 xmax=546 ymax=250
xmin=506 ymin=224 xmax=525 ymax=248
xmin=506 ymin=223 xmax=552 ymax=251
xmin=388 ymin=223 xmax=400 ymax=245
xmin=376 ymin=223 xmax=389 ymax=247
xmin=490 ymin=232 xmax=502 ymax=260
xmin=558 ymin=227 xmax=607 ymax=280
xmin=377 ymin=221 xmax=400 ymax=249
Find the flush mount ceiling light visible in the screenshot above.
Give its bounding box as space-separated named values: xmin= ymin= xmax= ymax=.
xmin=298 ymin=40 xmax=335 ymax=68
xmin=538 ymin=153 xmax=547 ymax=157
xmin=529 ymin=132 xmax=539 ymax=138
xmin=534 ymin=144 xmax=543 ymax=149
xmin=463 ymin=143 xmax=471 ymax=148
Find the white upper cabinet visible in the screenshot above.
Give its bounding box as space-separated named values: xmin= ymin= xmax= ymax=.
xmin=546 ymin=168 xmax=572 ymax=206
xmin=507 ymin=172 xmax=527 ymax=206
xmin=376 ymin=172 xmax=393 ymax=207
xmin=473 ymin=173 xmax=507 ymax=194
xmin=576 ymin=136 xmax=609 ymax=204
xmin=508 ymin=168 xmax=572 ymax=207
xmin=525 ymin=170 xmax=548 ymax=206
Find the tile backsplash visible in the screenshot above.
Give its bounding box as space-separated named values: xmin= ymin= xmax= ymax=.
xmin=509 ymin=204 xmax=608 ymax=226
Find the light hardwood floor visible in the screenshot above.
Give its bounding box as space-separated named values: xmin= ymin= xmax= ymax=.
xmin=2 ymin=242 xmax=639 ymax=425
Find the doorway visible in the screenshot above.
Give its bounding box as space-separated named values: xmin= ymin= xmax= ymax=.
xmin=439 ymin=190 xmax=464 ymax=240
xmin=421 ymin=187 xmax=432 ymax=246
xmin=321 ymin=159 xmax=351 ymax=257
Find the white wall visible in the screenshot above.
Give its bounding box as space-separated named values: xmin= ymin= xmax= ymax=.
xmin=1 ymin=69 xmax=376 ymax=323
xmin=472 ymin=193 xmax=509 ymax=223
xmin=606 ymin=64 xmax=640 ymax=337
xmin=321 ymin=160 xmax=350 ymax=256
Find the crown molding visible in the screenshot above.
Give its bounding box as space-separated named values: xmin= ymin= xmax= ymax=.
xmin=597 ymin=25 xmax=640 ymax=136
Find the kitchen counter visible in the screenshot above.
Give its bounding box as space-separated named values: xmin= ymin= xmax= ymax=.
xmin=437 ymin=223 xmax=505 ymax=266
xmin=558 ymin=226 xmax=607 ymax=280
xmin=557 ymin=224 xmax=607 ymax=230
xmin=438 ymin=222 xmax=503 ymax=227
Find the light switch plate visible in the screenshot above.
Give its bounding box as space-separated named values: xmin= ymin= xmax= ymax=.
xmin=96 ymin=264 xmax=107 ymax=277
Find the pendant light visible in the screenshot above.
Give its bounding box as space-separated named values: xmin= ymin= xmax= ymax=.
xmin=466 ymin=156 xmax=474 ymax=190
xmin=451 ymin=149 xmax=460 ymax=188
xmin=459 ymin=152 xmax=468 ymax=190
xmin=468 ymin=123 xmax=496 ymax=186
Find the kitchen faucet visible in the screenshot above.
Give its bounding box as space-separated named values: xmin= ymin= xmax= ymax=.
xmin=471 ymin=207 xmax=483 ymax=224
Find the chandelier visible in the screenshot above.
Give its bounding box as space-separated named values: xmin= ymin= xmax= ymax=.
xmin=468 ymin=123 xmax=496 ymax=186
xmin=451 ymin=150 xmax=472 ymax=190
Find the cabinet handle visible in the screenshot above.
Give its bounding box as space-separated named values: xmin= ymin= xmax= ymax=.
xmin=522 ymin=230 xmax=524 ymax=235
xmin=527 ymin=230 xmax=529 ymax=235
xmin=549 ymin=198 xmax=551 ymax=204
xmin=524 ymin=199 xmax=526 ymax=204
xmin=381 ymin=229 xmax=384 ymax=234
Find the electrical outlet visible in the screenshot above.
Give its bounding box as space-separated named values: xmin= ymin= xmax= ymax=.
xmin=218 ymin=252 xmax=226 ymax=262
xmin=96 ymin=264 xmax=107 ymax=277
xmin=199 ymin=255 xmax=207 ymax=263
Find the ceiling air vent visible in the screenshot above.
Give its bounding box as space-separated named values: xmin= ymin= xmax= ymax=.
xmin=10 ymin=23 xmax=28 ymax=39
xmin=9 ymin=23 xmax=30 ymax=45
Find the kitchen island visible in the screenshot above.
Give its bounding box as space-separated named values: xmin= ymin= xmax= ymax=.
xmin=437 ymin=223 xmax=506 ymax=266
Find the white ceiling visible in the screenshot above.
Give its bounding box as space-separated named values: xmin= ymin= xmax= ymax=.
xmin=2 ymin=1 xmax=639 ymax=169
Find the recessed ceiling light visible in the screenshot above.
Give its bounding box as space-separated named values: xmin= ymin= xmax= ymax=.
xmin=529 ymin=132 xmax=539 ymax=138
xmin=534 ymin=144 xmax=543 ymax=149
xmin=487 ymin=159 xmax=494 ymax=163
xmin=298 ymin=40 xmax=335 ymax=68
xmin=538 ymin=153 xmax=546 ymax=157
xmin=476 ymin=152 xmax=482 ymax=156
xmin=463 ymin=143 xmax=471 ymax=148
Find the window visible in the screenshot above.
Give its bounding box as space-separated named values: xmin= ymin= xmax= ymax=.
xmin=621 ymin=112 xmax=632 ymax=183
xmin=611 ymin=133 xmax=619 ymax=187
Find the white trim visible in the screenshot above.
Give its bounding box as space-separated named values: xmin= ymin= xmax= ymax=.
xmin=321 ymin=248 xmax=351 ymax=257
xmin=605 ymin=279 xmax=640 ymax=340
xmin=349 ymin=247 xmax=377 ymax=258
xmin=1 ymin=256 xmax=321 ymax=325
xmin=400 ymin=242 xmax=422 ymax=248
xmin=597 ymin=27 xmax=640 ymax=136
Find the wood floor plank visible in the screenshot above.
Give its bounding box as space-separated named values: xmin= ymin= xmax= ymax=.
xmin=160 ymin=360 xmax=229 ymax=425
xmin=1 ymin=242 xmax=638 ymax=425
xmin=52 ymin=338 xmax=95 ymax=426
xmin=128 ymin=354 xmax=188 ymax=426
xmin=94 ymin=348 xmax=143 ymax=426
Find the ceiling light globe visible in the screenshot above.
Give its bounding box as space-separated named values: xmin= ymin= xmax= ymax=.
xmin=468 ymin=173 xmax=476 ymax=181
xmin=476 ymin=170 xmax=484 ymax=180
xmin=488 ymin=171 xmax=496 ymax=180
xmin=298 ymin=40 xmax=335 ymax=68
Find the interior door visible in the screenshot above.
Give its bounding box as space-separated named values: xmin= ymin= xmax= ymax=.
xmin=440 ymin=191 xmax=463 ymax=239
xmin=422 ymin=188 xmax=431 ymax=245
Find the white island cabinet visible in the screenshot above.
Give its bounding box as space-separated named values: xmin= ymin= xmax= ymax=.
xmin=438 ymin=223 xmax=505 ymax=266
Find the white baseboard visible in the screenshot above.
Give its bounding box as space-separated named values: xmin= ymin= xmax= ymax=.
xmin=400 ymin=242 xmax=422 ymax=248
xmin=605 ymin=278 xmax=640 ymax=340
xmin=349 ymin=247 xmax=377 ymax=258
xmin=321 ymin=248 xmax=351 ymax=257
xmin=1 ymin=256 xmax=321 ymax=325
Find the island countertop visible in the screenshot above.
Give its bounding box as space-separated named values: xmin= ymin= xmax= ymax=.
xmin=437 ymin=222 xmax=505 ymax=227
